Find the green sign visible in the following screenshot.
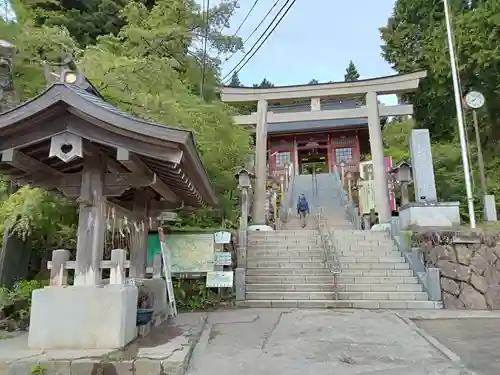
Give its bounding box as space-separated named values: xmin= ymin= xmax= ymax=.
xmin=166 ymin=234 xmax=214 ymax=273
xmin=147 ymin=233 xmax=215 ymax=273
xmin=147 ymin=233 xmax=161 ymax=265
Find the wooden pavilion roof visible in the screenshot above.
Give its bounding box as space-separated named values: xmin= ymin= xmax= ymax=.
xmin=0 ymin=83 xmax=218 ymax=214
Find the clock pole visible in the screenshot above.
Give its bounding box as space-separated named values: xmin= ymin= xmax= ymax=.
xmin=443 ymin=0 xmax=476 ymax=228
xmin=471 ymin=109 xmax=487 ymax=197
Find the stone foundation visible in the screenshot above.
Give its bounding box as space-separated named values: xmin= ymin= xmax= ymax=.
xmin=28 ymin=285 xmax=138 ymax=349
xmin=416 ymin=231 xmax=500 ymax=309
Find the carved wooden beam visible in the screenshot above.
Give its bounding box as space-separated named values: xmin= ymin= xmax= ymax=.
xmin=37 ymin=172 xmax=155 ymax=189
xmin=116 ymin=148 xmax=178 ymax=203
xmin=31 ymin=172 xmax=155 ymax=198
xmin=1 ymin=148 xmax=63 ymax=178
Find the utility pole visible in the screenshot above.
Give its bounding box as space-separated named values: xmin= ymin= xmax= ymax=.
xmin=443 ymin=0 xmax=476 ymax=228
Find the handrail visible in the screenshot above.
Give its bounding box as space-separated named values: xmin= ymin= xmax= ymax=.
xmin=331 ymin=166 xmax=362 ymax=230
xmin=311 ymin=172 xmax=342 ymax=281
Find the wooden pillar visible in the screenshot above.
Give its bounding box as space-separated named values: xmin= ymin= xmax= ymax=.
xmin=74 ymin=152 xmax=107 ymax=286
xmin=130 ymin=188 xmax=150 ymax=278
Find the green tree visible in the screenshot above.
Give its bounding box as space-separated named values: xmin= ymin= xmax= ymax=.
xmin=253 ymin=78 xmax=274 ymax=88
xmin=0 ymin=0 xmax=251 ymax=238
xmin=380 ymin=0 xmax=500 ymax=219
xmin=308 ymin=79 xmax=319 ymax=84
xmin=81 ymin=0 xmax=251 ymax=192
xmin=229 ymin=72 xmax=241 ymax=87
xmin=13 ymin=0 xmax=129 ymax=47
xmin=344 ymin=60 xmax=360 ymax=81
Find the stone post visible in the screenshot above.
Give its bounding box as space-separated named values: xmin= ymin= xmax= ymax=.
xmin=236 ymin=186 xmax=249 ymax=301
xmin=253 ymin=99 xmax=268 ymax=224
xmin=409 ymin=129 xmax=437 ymax=202
xmin=238 ymin=187 xmax=249 ymax=268
xmin=366 ymin=91 xmax=391 ymax=223
xmin=74 ymin=151 xmax=107 ymax=286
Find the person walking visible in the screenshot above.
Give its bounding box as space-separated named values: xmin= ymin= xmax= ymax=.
xmin=297 ymin=194 xmax=310 ymax=228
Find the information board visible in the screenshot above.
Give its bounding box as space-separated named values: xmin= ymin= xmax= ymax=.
xmin=206 ymin=271 xmax=234 ymax=288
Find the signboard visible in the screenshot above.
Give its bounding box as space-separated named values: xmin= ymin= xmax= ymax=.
xmin=214 ymin=231 xmax=231 ymax=244
xmin=206 ymin=271 xmax=233 ymax=288
xmin=214 ymin=252 xmax=232 ymax=266
xmin=165 ymin=234 xmax=214 ymax=273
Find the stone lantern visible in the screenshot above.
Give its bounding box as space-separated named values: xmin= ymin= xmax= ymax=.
xmin=389 ymin=160 xmax=413 ymax=206
xmin=236 ymin=168 xmax=252 ymax=189
xmin=345 ymin=170 xmax=358 ymax=201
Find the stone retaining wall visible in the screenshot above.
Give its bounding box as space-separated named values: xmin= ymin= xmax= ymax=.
xmin=416 ymin=231 xmax=500 ymax=309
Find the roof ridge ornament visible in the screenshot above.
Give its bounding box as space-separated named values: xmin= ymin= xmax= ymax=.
xmin=43 ymin=54 xmax=85 ymax=87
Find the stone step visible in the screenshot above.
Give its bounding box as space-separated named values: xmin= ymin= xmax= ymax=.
xmin=341 ymin=262 xmax=409 ymax=270
xmin=334 ymin=230 xmax=390 ymax=239
xmin=239 ymin=300 xmax=442 ymax=309
xmin=248 ymin=249 xmax=402 ymax=257
xmin=246 ymin=283 xmax=423 ymax=292
xmin=338 ymin=256 xmax=406 ymax=263
xmin=335 ymin=239 xmax=396 ymax=247
xmin=248 ymin=250 xmax=325 ymax=257
xmin=246 ymin=256 xmax=405 ymax=265
xmin=246 ymin=261 xmax=325 ymax=269
xmin=245 ymin=291 xmax=429 ymax=301
xmin=246 ymin=268 xmax=414 ymax=277
xmin=337 ymin=250 xmax=403 ymax=257
xmin=246 ymin=275 xmax=419 ymax=284
xmin=249 ymin=231 xmax=318 ymax=237
xmin=247 ymin=245 xmax=323 ymax=251
xmin=248 ymin=239 xmax=320 ymax=245
xmin=246 ymin=256 xmax=325 ymax=263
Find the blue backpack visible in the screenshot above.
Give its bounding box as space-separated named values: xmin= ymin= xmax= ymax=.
xmin=297 ymin=198 xmax=308 ymax=212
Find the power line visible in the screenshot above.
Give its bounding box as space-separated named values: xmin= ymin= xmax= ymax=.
xmin=225 ymin=0 xmax=281 ymax=64
xmin=222 ymin=0 xmax=297 ymax=83
xmin=232 ymin=0 xmax=260 ymax=37
xmin=222 ymin=0 xmax=294 ymax=82
xmin=200 ymin=0 xmax=210 ymax=98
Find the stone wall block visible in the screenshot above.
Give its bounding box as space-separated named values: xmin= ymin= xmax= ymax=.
xmin=436 ymin=260 xmax=471 ymax=282
xmin=477 ymin=246 xmax=497 ymax=265
xmin=485 ymin=285 xmax=500 ymax=309
xmin=454 ymin=244 xmax=474 ymax=265
xmin=441 ymin=277 xmax=461 ymax=296
xmin=427 ymin=245 xmax=450 ymax=265
xmin=442 ymin=290 xmax=466 ymax=309
xmin=470 ymin=253 xmax=489 ymax=276
xmin=470 ymin=273 xmax=488 ymax=294
xmin=458 ymin=284 xmax=487 ymax=309
xmin=492 ymin=246 xmax=500 ymax=259
xmin=483 ymin=263 xmax=500 ymax=286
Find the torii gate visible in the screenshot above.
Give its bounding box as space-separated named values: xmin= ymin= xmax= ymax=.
xmin=219 ymin=71 xmax=427 ymax=224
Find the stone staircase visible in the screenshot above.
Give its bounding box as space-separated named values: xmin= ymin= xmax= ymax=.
xmin=244 ymin=224 xmax=441 ymax=308
xmin=243 ymin=172 xmax=442 ymax=309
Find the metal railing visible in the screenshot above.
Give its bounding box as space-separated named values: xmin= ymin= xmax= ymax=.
xmin=332 ymin=166 xmax=362 ymax=230
xmin=311 ymin=172 xmax=341 ymax=300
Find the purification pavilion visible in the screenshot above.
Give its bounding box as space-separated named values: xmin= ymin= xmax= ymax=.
xmin=0 ymin=71 xmax=217 ymax=349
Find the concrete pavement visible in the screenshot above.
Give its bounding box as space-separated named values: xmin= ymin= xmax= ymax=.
xmin=186 ymin=309 xmax=475 ymax=375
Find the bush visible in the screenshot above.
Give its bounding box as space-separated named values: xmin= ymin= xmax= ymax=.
xmin=0 ymin=279 xmax=47 ymax=330
xmin=173 ymin=279 xmax=219 ymax=311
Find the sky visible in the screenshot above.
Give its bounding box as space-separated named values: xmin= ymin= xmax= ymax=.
xmin=217 ymin=0 xmax=398 ymax=105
